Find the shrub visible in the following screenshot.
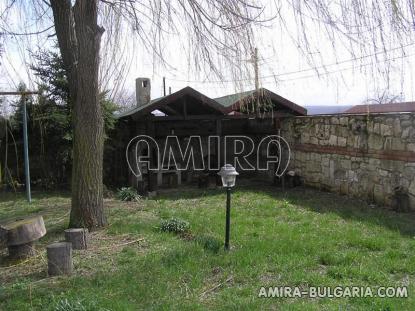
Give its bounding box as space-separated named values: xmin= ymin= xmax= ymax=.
xmin=117 ymin=187 xmax=141 ymax=202
xmin=160 ymin=218 xmax=190 ymax=234
xmin=195 ymin=234 xmax=222 ymax=253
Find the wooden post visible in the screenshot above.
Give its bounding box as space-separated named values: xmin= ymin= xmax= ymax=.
xmin=64 ymin=228 xmax=88 ymax=250
xmin=47 ymin=242 xmax=73 ymax=276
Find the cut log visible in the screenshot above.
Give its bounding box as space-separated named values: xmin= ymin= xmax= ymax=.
xmin=64 ymin=228 xmax=88 ymax=250
xmin=8 ymin=242 xmax=36 ymax=259
xmin=46 ymin=242 xmax=73 ymax=276
xmin=4 ymin=216 xmax=46 ymax=246
xmin=1 ymin=216 xmax=46 ymax=259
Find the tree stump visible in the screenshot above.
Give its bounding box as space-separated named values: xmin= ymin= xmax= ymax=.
xmin=2 ymin=216 xmax=47 ymax=259
xmin=64 ymin=228 xmax=88 ymax=250
xmin=8 ymin=242 xmax=36 ymax=258
xmin=0 ymin=226 xmax=8 ymax=249
xmin=47 ymin=242 xmax=73 ymax=276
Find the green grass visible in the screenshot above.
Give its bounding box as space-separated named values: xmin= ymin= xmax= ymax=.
xmin=0 ymin=186 xmax=414 ymax=310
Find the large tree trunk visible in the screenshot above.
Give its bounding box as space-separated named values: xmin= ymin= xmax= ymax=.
xmin=50 ymin=0 xmax=107 ymax=229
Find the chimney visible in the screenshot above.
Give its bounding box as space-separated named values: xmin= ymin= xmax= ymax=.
xmin=136 ymin=77 xmax=151 ymax=107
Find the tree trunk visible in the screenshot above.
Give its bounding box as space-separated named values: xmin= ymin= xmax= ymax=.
xmin=50 ymin=0 xmax=107 ymax=229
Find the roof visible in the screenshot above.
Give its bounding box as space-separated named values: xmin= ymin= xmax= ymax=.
xmin=305 ymin=105 xmax=353 ymax=115
xmin=116 ymin=86 xmax=307 ymax=119
xmin=116 ymin=96 xmax=164 ymax=119
xmin=215 ymin=88 xmax=307 ymax=116
xmin=344 ymin=102 xmax=415 ymax=114
xmin=116 ymin=86 xmax=226 ymax=119
xmin=214 ymin=90 xmax=256 ymax=107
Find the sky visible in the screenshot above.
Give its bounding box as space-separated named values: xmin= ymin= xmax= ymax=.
xmin=0 ymin=0 xmax=414 ymax=111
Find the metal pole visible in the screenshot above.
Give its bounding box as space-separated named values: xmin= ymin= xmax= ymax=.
xmin=163 ymin=77 xmax=166 ymax=96
xmin=225 ymin=187 xmax=231 ymax=250
xmin=22 ymin=95 xmax=31 ymax=203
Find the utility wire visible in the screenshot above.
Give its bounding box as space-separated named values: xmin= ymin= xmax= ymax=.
xmin=166 ymin=42 xmax=415 ymax=84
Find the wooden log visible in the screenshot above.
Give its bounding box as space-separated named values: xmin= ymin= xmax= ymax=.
xmin=64 ymin=228 xmax=88 ymax=250
xmin=2 ymin=216 xmax=46 ymax=259
xmin=8 ymin=241 xmax=36 ymax=259
xmin=4 ymin=216 xmax=46 ymax=246
xmin=46 ymin=242 xmax=73 ymax=276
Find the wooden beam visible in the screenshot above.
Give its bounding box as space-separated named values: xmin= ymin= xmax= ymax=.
xmin=160 ymin=105 xmax=180 ymax=116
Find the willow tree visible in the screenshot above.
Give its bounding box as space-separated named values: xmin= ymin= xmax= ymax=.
xmin=0 ymin=0 xmax=264 ymax=229
xmin=0 ymin=0 xmax=414 ymax=228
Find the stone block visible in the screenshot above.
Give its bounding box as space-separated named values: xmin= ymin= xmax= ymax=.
xmin=338 ymin=137 xmax=347 ymax=147
xmin=307 ymin=161 xmax=322 ymax=173
xmin=373 ymin=123 xmax=380 ymax=135
xmin=339 ymin=117 xmax=348 ymax=126
xmin=384 ymin=137 xmax=405 ymax=151
xmin=401 ymin=120 xmax=412 ymax=128
xmin=393 ymin=118 xmax=402 ymax=137
xmin=322 ymin=157 xmax=330 ymax=167
xmin=409 ymin=180 xmax=415 ymax=197
xmin=373 ymin=184 xmax=385 ymax=204
xmin=402 ymin=127 xmax=411 ymax=139
xmin=378 ymin=169 xmax=389 ymax=177
xmin=407 ymin=143 xmax=415 ymax=152
xmin=309 ymin=136 xmax=318 ymax=145
xmin=328 ymin=135 xmax=337 ymax=146
xmin=322 ymin=166 xmax=330 ymax=178
xmin=391 ymin=138 xmax=406 ymax=151
xmin=348 ymin=170 xmax=358 ymax=182
xmin=339 ymin=159 xmax=351 ymax=170
xmin=368 ymin=134 xmax=384 ymax=150
xmin=301 ymin=132 xmax=310 ymax=144
xmin=331 ymin=117 xmax=339 ymax=125
xmin=380 ymin=160 xmax=404 ymax=172
xmin=380 ymin=124 xmax=392 ymax=136
xmin=368 ymin=158 xmax=381 ymax=166
xmin=312 ymin=153 xmax=322 ymax=161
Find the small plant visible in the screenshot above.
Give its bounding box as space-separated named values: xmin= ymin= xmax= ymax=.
xmin=160 ymin=218 xmax=190 ymax=234
xmin=117 ymin=187 xmax=141 ymax=202
xmin=280 ymin=199 xmax=291 ymax=208
xmin=195 ymin=234 xmax=222 ymax=253
xmin=54 ymin=298 xmax=87 ymax=311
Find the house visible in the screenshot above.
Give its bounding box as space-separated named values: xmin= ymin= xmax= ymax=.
xmin=107 ymin=78 xmax=306 ymax=192
xmin=344 ymin=102 xmax=415 ymax=114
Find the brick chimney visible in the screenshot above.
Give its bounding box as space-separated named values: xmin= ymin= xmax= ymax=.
xmin=136 ymin=78 xmax=151 ymax=107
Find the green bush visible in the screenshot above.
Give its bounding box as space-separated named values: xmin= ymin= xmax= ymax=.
xmin=117 ymin=187 xmax=141 ymax=202
xmin=160 ymin=218 xmax=190 ymax=234
xmin=195 ymin=234 xmax=222 ymax=253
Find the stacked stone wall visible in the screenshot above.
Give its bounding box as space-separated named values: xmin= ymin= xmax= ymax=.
xmin=281 ymin=113 xmax=415 ymax=209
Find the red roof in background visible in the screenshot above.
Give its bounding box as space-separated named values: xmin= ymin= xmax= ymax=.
xmin=344 ymin=102 xmax=415 ymax=114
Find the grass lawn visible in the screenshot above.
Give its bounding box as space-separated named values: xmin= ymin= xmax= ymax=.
xmin=0 ymin=185 xmax=414 ymax=310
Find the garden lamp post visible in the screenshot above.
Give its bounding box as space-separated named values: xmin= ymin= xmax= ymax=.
xmin=218 ymin=164 xmax=239 ymax=251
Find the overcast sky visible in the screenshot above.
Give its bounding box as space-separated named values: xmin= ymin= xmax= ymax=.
xmin=1 ymin=1 xmax=414 ymax=109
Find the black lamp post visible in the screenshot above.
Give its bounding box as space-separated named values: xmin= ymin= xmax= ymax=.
xmin=218 ymin=164 xmax=239 ymax=251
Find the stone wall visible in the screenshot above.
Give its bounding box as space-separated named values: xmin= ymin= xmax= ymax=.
xmin=280 ymin=113 xmax=415 ymax=210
